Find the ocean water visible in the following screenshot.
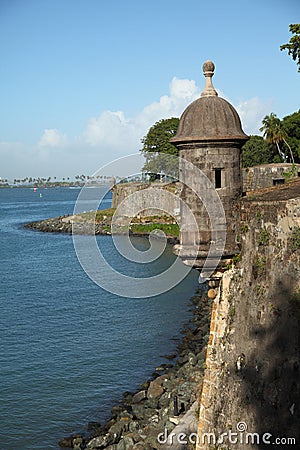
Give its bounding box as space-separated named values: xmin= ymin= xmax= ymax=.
xmin=0 ymin=187 xmax=199 ymax=450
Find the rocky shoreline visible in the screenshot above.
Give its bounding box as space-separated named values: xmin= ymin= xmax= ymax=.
xmin=58 ymin=288 xmax=212 ymax=450
xmin=24 ymin=214 xmax=179 ymax=244
xmin=24 ymin=215 xmax=108 ymax=235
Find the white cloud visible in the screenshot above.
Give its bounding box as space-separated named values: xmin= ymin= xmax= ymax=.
xmin=83 ymin=77 xmax=200 ymax=154
xmin=82 ymin=80 xmax=271 ymax=156
xmin=137 ymin=77 xmax=200 ymax=126
xmin=38 ymin=128 xmax=68 ymax=147
xmin=84 ymin=110 xmax=137 ymax=149
xmin=169 ymin=77 xmax=199 ymax=99
xmin=1 ymin=78 xmax=274 ymax=179
xmin=236 ymin=97 xmax=273 ymax=135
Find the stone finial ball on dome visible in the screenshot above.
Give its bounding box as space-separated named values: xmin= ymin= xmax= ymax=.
xmin=201 ymin=60 xmax=218 ymax=97
xmin=203 ymin=60 xmax=215 ymax=75
xmin=170 ymin=59 xmax=249 ymax=143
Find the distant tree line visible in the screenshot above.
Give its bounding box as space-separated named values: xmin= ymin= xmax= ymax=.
xmin=0 ymin=174 xmax=116 ymax=188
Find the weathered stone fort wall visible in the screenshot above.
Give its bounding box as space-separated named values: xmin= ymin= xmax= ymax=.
xmin=197 ymin=183 xmax=300 ymax=449
xmin=243 ymin=163 xmax=300 ymax=192
xmin=111 ymin=182 xmax=181 ymax=217
xmin=112 ymin=165 xmax=300 ymax=215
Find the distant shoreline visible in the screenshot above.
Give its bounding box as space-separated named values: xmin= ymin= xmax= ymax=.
xmin=0 ymin=183 xmax=109 ymax=189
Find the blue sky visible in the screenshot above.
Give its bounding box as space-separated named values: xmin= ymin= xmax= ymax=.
xmin=0 ymin=0 xmax=299 ymax=179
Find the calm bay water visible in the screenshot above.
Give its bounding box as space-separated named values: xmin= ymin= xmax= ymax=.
xmin=0 ymin=187 xmax=199 ymax=450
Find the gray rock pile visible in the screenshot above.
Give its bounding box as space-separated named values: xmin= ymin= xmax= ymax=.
xmin=24 ymin=216 xmax=179 ymax=244
xmin=24 ymin=216 xmax=110 ymax=235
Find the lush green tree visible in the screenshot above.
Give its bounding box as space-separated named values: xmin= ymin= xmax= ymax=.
xmin=141 ymin=118 xmax=179 ymax=156
xmin=260 ymin=112 xmax=295 ymax=163
xmin=282 ymin=110 xmax=300 ymax=162
xmin=242 ymin=135 xmax=276 ymax=167
xmin=142 ymin=152 xmax=179 ymax=180
xmin=275 ymin=123 xmax=295 ymax=164
xmin=280 ymin=24 xmax=300 ymax=72
xmin=140 ymin=118 xmax=179 ymax=179
xmin=260 ymin=113 xmax=283 ymax=160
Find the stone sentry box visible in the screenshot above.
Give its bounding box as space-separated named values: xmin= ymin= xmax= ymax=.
xmin=171 ymin=61 xmax=248 ymax=269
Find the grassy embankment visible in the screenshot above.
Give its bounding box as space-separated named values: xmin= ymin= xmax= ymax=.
xmin=76 ymin=208 xmax=180 ymax=238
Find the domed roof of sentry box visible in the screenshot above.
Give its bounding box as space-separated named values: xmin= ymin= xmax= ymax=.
xmin=171 ymin=61 xmax=248 ymax=144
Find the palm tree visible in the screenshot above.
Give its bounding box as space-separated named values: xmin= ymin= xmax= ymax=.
xmin=276 ymin=127 xmax=295 ymax=164
xmin=260 ymin=113 xmax=295 ymax=164
xmin=260 ymin=113 xmax=283 ymax=160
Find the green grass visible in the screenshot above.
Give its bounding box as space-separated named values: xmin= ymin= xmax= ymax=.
xmin=73 ymin=208 xmax=116 ymax=221
xmin=95 ymin=208 xmax=116 ymax=220
xmin=240 ymin=223 xmax=249 ymax=233
xmin=73 ymin=208 xmax=180 ymax=238
xmin=258 ymin=228 xmax=270 ymax=246
xmin=288 ymin=226 xmax=300 ymax=252
xmin=130 ymin=223 xmax=179 ymax=237
xmin=253 ymin=254 xmax=266 ymax=278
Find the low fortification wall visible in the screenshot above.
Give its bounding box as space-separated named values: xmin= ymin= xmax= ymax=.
xmin=112 ymin=165 xmax=300 ymax=213
xmin=243 ymin=163 xmax=300 ymax=192
xmin=111 ymin=182 xmax=181 ymax=217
